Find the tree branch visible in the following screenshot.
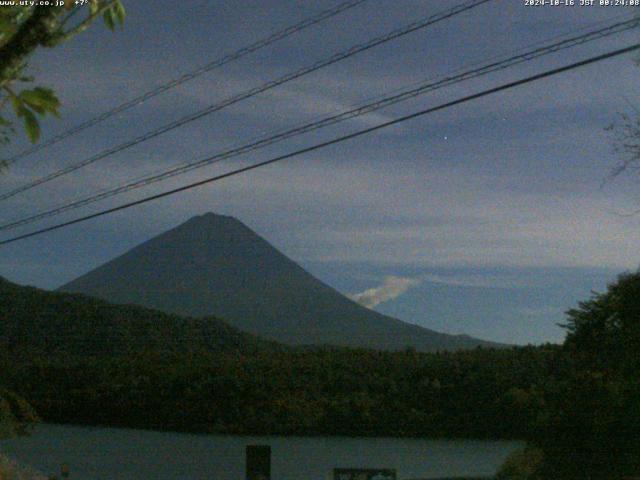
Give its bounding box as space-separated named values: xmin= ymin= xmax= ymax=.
xmin=56 ymin=0 xmax=116 ymax=42
xmin=0 ymin=7 xmax=61 ymax=88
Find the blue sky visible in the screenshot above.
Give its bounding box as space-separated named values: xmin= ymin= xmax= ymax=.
xmin=1 ymin=0 xmax=639 ymax=344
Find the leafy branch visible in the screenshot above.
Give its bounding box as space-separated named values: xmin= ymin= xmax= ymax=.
xmin=0 ymin=1 xmax=125 ymax=149
xmin=3 ymin=85 xmax=60 ymax=143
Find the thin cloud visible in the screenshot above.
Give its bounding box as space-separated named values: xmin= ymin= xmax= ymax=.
xmin=420 ymin=273 xmax=527 ymax=289
xmin=349 ymin=275 xmax=420 ymax=308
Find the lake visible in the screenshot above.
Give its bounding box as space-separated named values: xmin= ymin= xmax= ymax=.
xmin=0 ymin=424 xmax=522 ymax=479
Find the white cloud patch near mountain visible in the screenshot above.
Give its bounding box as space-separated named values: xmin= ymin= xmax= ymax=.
xmin=349 ymin=276 xmax=420 ymax=309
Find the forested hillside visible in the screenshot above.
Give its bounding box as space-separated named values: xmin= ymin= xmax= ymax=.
xmin=0 ymin=276 xmax=274 ymax=358
xmin=2 ymin=273 xmax=639 ymax=478
xmin=0 ymin=345 xmax=560 ymax=438
xmin=0 ymin=274 xmax=550 ymax=439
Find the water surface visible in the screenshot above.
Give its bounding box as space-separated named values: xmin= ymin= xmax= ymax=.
xmin=0 ymin=424 xmax=521 ymax=479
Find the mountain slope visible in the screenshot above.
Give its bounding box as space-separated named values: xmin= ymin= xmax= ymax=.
xmin=0 ymin=275 xmax=273 ymax=358
xmin=60 ymin=213 xmax=495 ymax=351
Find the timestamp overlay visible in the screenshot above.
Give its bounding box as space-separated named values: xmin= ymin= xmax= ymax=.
xmin=525 ymin=0 xmax=640 ymax=6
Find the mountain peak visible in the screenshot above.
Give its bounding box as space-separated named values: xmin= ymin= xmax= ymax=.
xmin=197 ymin=212 xmax=236 ymax=221
xmin=180 ymin=212 xmax=256 ymax=234
xmin=183 ymin=212 xmax=241 ymax=227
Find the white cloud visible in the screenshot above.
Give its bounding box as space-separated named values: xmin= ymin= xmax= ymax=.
xmin=517 ymin=306 xmax=564 ymax=318
xmin=420 ymin=273 xmax=528 ymax=289
xmin=349 ymin=275 xmax=420 ymax=308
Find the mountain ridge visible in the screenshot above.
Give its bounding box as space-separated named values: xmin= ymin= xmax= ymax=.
xmin=60 ymin=213 xmax=499 ymax=351
xmin=0 ymin=275 xmax=274 ymax=358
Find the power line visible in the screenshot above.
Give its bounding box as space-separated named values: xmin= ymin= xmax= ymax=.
xmin=1 ymin=43 xmax=637 ymax=247
xmin=3 ymin=0 xmax=369 ymax=166
xmin=0 ymin=0 xmax=492 ymax=202
xmin=1 ymin=15 xmax=637 ymax=232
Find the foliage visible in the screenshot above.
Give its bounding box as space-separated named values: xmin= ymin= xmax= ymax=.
xmin=0 ymin=275 xmax=557 ymax=439
xmin=563 ymin=271 xmax=640 ymax=376
xmin=606 ymin=108 xmax=640 ymax=184
xmin=520 ymin=271 xmax=640 ymax=479
xmin=0 ymin=388 xmax=38 ymax=439
xmin=0 ymin=276 xmax=276 ymax=358
xmin=1 ymin=274 xmax=639 ymax=478
xmin=495 ymin=447 xmax=543 ymax=480
xmin=0 ymin=1 xmax=125 ymax=149
xmin=5 ymin=86 xmax=60 ymax=143
xmin=0 ymin=346 xmax=561 ymax=439
xmin=530 ymin=373 xmax=640 ymax=479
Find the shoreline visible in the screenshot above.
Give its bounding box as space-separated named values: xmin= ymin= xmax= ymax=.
xmin=23 ymin=421 xmax=526 ymax=443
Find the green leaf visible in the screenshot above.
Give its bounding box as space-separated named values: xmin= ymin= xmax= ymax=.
xmin=0 ymin=17 xmax=17 ymax=43
xmin=22 ymin=109 xmax=40 ymax=143
xmin=89 ymin=0 xmax=100 ymax=15
xmin=113 ymin=0 xmax=126 ymax=24
xmin=20 ymin=91 xmax=46 ymax=108
xmin=103 ymin=1 xmax=125 ymax=30
xmin=25 ymin=103 xmax=45 ymax=115
xmin=103 ymin=9 xmax=115 ymax=31
xmin=9 ymin=95 xmax=25 ymax=117
xmin=20 ymin=87 xmax=60 ymax=115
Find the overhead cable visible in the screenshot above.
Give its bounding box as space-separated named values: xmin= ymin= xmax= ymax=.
xmin=1 ymin=42 xmax=637 ymax=246
xmin=2 ymin=15 xmax=637 ymax=232
xmin=0 ymin=0 xmax=492 ymax=201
